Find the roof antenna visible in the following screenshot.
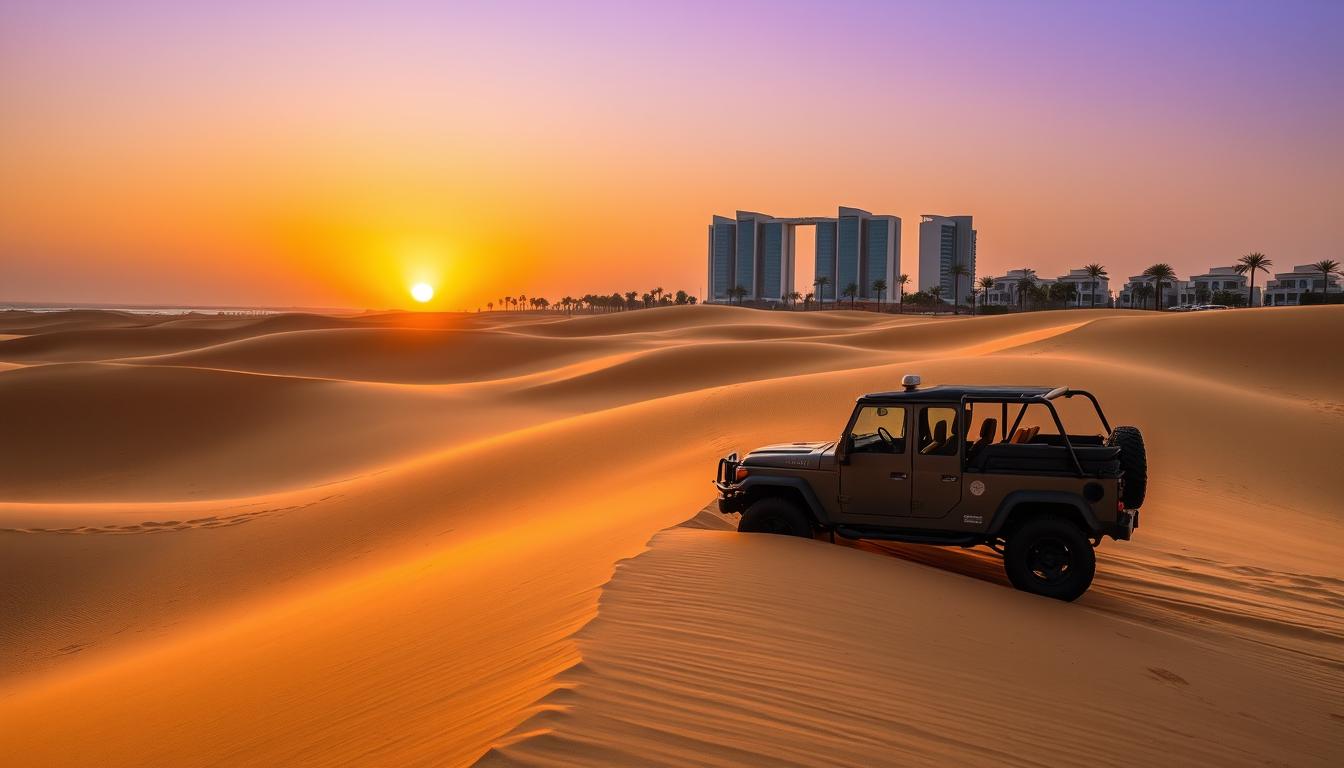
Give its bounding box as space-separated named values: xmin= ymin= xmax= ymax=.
xmin=901 ymin=374 xmax=921 ymax=391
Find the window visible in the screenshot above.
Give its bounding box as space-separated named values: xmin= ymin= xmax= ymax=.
xmin=849 ymin=406 xmax=906 ymax=454
xmin=918 ymin=407 xmax=960 ymax=456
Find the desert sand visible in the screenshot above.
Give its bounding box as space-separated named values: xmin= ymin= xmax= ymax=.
xmin=1 ymin=305 xmax=1340 ymax=766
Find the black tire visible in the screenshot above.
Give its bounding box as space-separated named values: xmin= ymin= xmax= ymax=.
xmin=1105 ymin=425 xmax=1147 ymax=509
xmin=738 ymin=497 xmax=813 ymax=538
xmin=1004 ymin=516 xmax=1096 ymax=601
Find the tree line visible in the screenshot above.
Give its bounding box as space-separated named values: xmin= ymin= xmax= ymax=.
xmin=722 ymin=254 xmax=1341 ymax=313
xmin=484 ymin=287 xmax=697 ymax=313
xmin=482 ymin=255 xmax=1339 ymax=315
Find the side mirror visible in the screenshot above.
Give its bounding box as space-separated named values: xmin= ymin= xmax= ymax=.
xmin=838 ymin=434 xmax=853 ymax=464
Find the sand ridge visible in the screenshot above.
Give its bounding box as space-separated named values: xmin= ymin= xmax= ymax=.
xmin=1 ymin=305 xmax=1340 ymax=766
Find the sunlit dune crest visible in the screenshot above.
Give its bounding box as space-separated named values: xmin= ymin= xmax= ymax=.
xmin=1 ymin=305 xmax=1341 ymax=767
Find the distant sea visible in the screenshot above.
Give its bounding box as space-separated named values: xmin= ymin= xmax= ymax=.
xmin=0 ymin=304 xmax=359 ymax=315
xmin=1 ymin=305 xmax=278 ymax=315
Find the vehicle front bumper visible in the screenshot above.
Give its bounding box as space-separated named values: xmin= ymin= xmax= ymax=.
xmin=715 ymin=453 xmax=746 ymax=513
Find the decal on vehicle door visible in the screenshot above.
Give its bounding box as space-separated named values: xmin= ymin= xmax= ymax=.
xmin=970 ymin=480 xmax=986 ymax=496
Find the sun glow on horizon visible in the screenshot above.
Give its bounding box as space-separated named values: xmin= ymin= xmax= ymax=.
xmin=410 ymin=282 xmax=435 ymax=303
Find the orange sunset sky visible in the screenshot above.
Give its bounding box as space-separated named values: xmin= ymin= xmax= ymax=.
xmin=2 ymin=1 xmax=1341 ymax=310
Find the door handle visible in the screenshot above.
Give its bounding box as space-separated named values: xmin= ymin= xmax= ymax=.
xmin=889 ymin=472 xmax=908 ymax=480
xmin=941 ymin=474 xmax=959 ymax=482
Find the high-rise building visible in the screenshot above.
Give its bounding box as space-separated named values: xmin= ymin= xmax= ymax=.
xmin=706 ymin=206 xmax=900 ymax=304
xmin=918 ymin=215 xmax=976 ymax=305
xmin=863 ymin=214 xmax=901 ymax=301
xmin=757 ymin=218 xmax=795 ymax=302
xmin=706 ymin=215 xmax=737 ymax=302
xmin=812 ymin=218 xmax=837 ymax=304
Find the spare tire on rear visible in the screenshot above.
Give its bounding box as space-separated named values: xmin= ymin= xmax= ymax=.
xmin=1105 ymin=425 xmax=1147 ymax=509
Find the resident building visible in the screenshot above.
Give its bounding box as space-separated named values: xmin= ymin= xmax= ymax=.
xmin=918 ymin=215 xmax=976 ymax=306
xmin=1173 ymin=266 xmax=1259 ymax=306
xmin=981 ymin=269 xmax=1055 ymax=307
xmin=707 ymin=207 xmax=900 ymax=304
xmin=1263 ymin=264 xmax=1343 ymax=306
xmin=1055 ymin=269 xmax=1111 ymax=307
xmin=1118 ymin=274 xmax=1189 ymax=310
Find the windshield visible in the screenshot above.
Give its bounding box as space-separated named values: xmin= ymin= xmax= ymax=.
xmin=849 ymin=405 xmax=907 ymax=454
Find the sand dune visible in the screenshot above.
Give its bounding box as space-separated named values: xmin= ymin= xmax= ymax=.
xmin=136 ymin=327 xmax=656 ymax=384
xmin=482 ymin=523 xmax=1338 ymax=767
xmin=1 ymin=305 xmax=1340 ymax=766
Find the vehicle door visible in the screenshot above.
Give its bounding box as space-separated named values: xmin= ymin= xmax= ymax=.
xmin=838 ymin=405 xmax=912 ymax=519
xmin=910 ymin=405 xmax=963 ymax=518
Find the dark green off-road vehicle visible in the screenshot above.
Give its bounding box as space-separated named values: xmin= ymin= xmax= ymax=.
xmin=714 ymin=375 xmax=1146 ymax=601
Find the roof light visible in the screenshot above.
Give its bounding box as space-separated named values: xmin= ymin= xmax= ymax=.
xmin=901 ymin=374 xmax=921 ymax=391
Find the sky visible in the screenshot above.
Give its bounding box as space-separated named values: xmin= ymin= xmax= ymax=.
xmin=1 ymin=0 xmax=1341 ymax=310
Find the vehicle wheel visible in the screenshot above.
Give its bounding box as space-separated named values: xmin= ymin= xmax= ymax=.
xmin=1004 ymin=516 xmax=1096 ymax=601
xmin=1105 ymin=425 xmax=1147 ymax=509
xmin=738 ymin=497 xmax=813 ymax=538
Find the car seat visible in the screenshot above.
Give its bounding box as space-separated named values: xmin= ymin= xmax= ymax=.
xmin=969 ymin=418 xmax=997 ymax=456
xmin=921 ymin=421 xmax=947 ymax=455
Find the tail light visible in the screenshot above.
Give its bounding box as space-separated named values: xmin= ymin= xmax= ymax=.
xmin=734 ymin=466 xmax=750 ymax=482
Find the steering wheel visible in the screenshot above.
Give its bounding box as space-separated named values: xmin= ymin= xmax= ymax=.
xmin=876 ymin=426 xmax=895 ymax=449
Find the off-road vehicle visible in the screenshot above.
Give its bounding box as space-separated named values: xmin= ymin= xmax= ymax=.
xmin=714 ymin=375 xmax=1145 ymax=600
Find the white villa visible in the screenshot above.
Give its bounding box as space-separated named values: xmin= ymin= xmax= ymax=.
xmin=1118 ymin=274 xmax=1189 ymax=310
xmin=1263 ymin=264 xmax=1343 ymax=306
xmin=981 ymin=269 xmax=1055 ymax=307
xmin=1055 ymin=268 xmax=1112 ymax=307
xmin=1173 ymin=266 xmax=1259 ymax=306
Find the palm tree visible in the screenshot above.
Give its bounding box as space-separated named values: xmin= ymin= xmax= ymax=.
xmin=1083 ymin=263 xmax=1108 ymax=308
xmin=896 ymin=274 xmax=910 ymax=314
xmin=1049 ymin=282 xmax=1078 ymax=307
xmin=1309 ymin=259 xmax=1339 ymax=303
xmin=1142 ymin=263 xmax=1176 ymax=311
xmin=1015 ymin=269 xmax=1037 ymax=310
xmin=729 ymin=285 xmax=747 ymax=305
xmin=813 ymin=275 xmax=831 ymax=310
xmin=803 ymin=291 xmax=815 ymax=311
xmin=976 ymin=276 xmax=995 ymax=314
xmin=786 ymin=290 xmax=803 ymax=309
xmin=928 ymin=285 xmax=943 ymax=310
xmin=842 ymin=282 xmax=859 ymax=309
xmin=486 ymin=301 xmax=494 ymax=312
xmin=949 ymin=263 xmax=970 ymax=315
xmin=1234 ymin=252 xmax=1272 ymax=308
xmin=1132 ymin=283 xmax=1154 ymax=310
xmin=871 ymin=278 xmax=887 ymax=312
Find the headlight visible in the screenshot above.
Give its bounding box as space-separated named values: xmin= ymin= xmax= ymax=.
xmin=734 ymin=466 xmax=750 ymax=482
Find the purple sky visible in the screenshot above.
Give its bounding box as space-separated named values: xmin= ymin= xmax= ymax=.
xmin=1 ymin=0 xmax=1341 ymax=307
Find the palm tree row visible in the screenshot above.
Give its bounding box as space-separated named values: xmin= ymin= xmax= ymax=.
xmin=503 ymin=253 xmax=1337 ymax=316
xmin=485 ymin=288 xmax=698 ymax=313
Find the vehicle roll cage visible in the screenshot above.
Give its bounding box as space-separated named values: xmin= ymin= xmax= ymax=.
xmin=962 ymin=388 xmax=1112 ymax=478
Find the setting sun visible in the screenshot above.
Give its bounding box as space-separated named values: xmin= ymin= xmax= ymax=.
xmin=410 ymin=282 xmax=434 ymax=303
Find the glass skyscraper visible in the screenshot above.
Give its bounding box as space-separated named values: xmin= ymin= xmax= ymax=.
xmin=735 ymin=215 xmax=756 ymax=296
xmin=707 ymin=215 xmax=736 ymax=301
xmin=707 ymin=206 xmax=900 ymax=305
xmin=918 ymin=215 xmax=977 ymax=306
xmin=813 ymin=220 xmax=837 ymax=303
xmin=837 ymin=211 xmax=862 ymax=296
